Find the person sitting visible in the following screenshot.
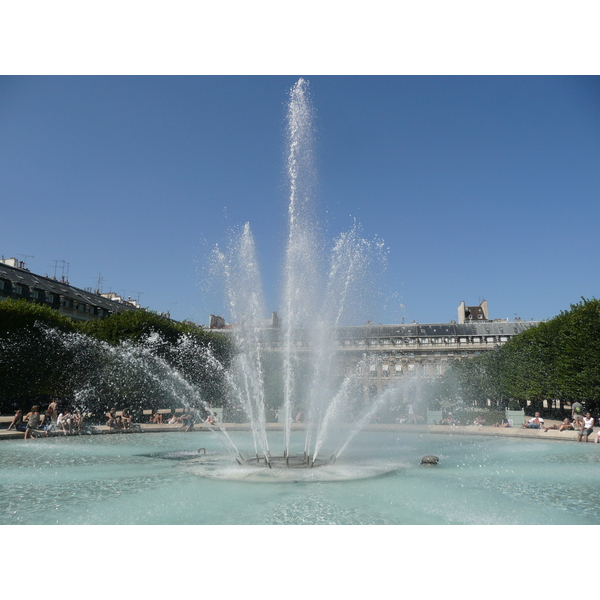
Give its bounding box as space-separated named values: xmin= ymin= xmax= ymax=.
xmin=571 ymin=401 xmax=584 ymax=429
xmin=151 ymin=410 xmax=163 ymax=424
xmin=7 ymin=409 xmax=27 ymax=432
xmin=406 ymin=406 xmax=425 ymax=424
xmin=543 ymin=418 xmax=574 ymax=432
xmin=167 ymin=414 xmax=182 ymax=425
xmin=57 ymin=410 xmax=73 ymax=435
xmin=182 ymin=413 xmax=195 ymax=432
xmin=23 ymin=405 xmax=42 ymax=439
xmin=72 ymin=409 xmax=84 ymax=434
xmin=47 ymin=399 xmax=58 ymax=425
xmin=121 ymin=408 xmax=132 ymax=429
xmin=440 ymin=413 xmax=457 ymax=426
xmin=205 ymin=412 xmax=217 ymax=426
xmin=577 ymin=412 xmax=594 ymax=442
xmin=522 ymin=412 xmax=544 ymax=429
xmin=39 ymin=410 xmax=56 ymax=433
xmin=473 ymin=415 xmax=486 ymax=426
xmin=106 ymin=407 xmax=121 ymax=429
xmin=407 ymin=404 xmax=417 ymax=424
xmin=494 ymin=418 xmax=512 ymax=428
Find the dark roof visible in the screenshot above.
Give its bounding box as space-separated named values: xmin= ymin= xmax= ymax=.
xmin=337 ymin=321 xmax=539 ymax=337
xmin=0 ymin=262 xmax=136 ymax=313
xmin=463 ymin=305 xmax=486 ymax=319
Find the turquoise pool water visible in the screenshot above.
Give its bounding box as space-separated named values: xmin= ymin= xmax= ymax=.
xmin=1 ymin=430 xmax=598 ymax=525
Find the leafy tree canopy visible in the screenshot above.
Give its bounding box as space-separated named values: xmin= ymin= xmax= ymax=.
xmin=431 ymin=298 xmax=600 ymax=409
xmin=0 ymin=298 xmax=77 ymax=337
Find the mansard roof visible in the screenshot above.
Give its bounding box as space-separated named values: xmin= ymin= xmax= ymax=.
xmin=0 ymin=262 xmax=136 ymax=314
xmin=336 ymin=320 xmax=539 ymax=337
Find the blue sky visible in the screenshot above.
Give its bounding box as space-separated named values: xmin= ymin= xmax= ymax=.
xmin=1 ymin=75 xmax=599 ymax=325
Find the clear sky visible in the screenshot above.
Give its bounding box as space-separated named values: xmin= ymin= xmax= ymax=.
xmin=2 ymin=1 xmax=599 ymax=584
xmin=1 ymin=75 xmax=599 ymax=326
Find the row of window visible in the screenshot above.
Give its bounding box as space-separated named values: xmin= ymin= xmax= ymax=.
xmin=1 ymin=280 xmax=59 ymax=303
xmin=263 ymin=336 xmax=510 ymax=348
xmin=1 ymin=279 xmax=111 ymax=317
xmin=350 ymin=336 xmax=509 ymax=345
xmin=344 ymin=363 xmax=445 ymax=377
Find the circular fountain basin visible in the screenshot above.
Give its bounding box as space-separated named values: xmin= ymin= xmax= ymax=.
xmin=180 ymin=457 xmax=400 ymax=483
xmin=2 ymin=429 xmax=600 ymax=524
xmin=244 ymin=454 xmax=330 ymax=468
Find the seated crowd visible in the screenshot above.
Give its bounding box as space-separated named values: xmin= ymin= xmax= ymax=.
xmin=147 ymin=409 xmax=201 ymax=431
xmin=105 ymin=407 xmax=133 ymax=430
xmin=8 ymin=402 xmax=87 ymax=439
xmin=11 ymin=402 xmax=599 ymax=444
xmin=521 ymin=409 xmax=598 ymax=442
xmin=434 ymin=406 xmax=600 ymax=442
xmin=7 ymin=402 xmax=216 ymax=439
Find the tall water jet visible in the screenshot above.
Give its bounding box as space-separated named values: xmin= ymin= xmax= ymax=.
xmin=211 ymin=78 xmax=394 ymax=468
xmin=213 ymin=223 xmax=271 ymax=462
xmin=281 ymin=78 xmax=320 ymax=456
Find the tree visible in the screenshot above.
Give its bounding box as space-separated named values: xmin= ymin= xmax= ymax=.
xmin=0 ymin=297 xmax=77 ymax=337
xmin=434 ymin=298 xmax=600 ymax=412
xmin=0 ymin=300 xmax=232 ymax=415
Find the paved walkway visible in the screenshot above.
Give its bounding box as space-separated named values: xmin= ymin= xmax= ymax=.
xmin=0 ymin=418 xmax=595 ymax=443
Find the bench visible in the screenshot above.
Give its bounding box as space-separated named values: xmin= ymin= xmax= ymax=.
xmin=427 ymin=410 xmax=443 ymax=425
xmin=505 ymin=409 xmax=525 ymax=427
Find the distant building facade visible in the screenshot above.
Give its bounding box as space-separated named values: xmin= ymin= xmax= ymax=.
xmin=333 ymin=315 xmax=539 ymax=397
xmin=0 ymin=257 xmax=140 ymax=322
xmin=208 ymin=301 xmax=542 ymax=398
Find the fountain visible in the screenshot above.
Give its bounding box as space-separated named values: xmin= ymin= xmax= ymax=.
xmin=4 ymin=79 xmax=600 ymax=526
xmin=208 ymin=78 xmax=393 ymax=473
xmin=0 ymin=78 xmax=400 ymax=484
